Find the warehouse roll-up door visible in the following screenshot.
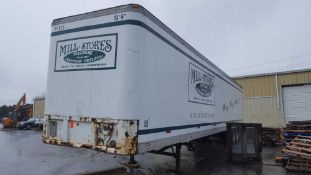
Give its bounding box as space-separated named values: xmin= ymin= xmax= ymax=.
xmin=282 ymin=84 xmax=311 ymax=123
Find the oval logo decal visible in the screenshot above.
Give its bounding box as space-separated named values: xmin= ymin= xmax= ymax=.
xmin=64 ymin=50 xmax=105 ymax=64
xmin=195 ymin=83 xmax=212 ymax=97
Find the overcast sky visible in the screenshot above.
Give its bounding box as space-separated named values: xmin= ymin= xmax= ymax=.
xmin=0 ymin=0 xmax=310 ymax=105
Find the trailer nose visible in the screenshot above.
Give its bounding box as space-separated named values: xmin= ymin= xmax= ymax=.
xmin=43 ymin=116 xmax=138 ymax=155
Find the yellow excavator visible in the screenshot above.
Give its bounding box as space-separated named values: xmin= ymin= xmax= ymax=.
xmin=2 ymin=94 xmax=33 ymax=128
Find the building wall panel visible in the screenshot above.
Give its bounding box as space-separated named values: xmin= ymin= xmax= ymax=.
xmin=243 ymin=96 xmax=283 ymax=128
xmin=235 ymin=71 xmax=311 ymax=97
xmin=234 ymin=71 xmax=311 ymax=128
xmin=33 ymin=98 xmax=45 ymax=118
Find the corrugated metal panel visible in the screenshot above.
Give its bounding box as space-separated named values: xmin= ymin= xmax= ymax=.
xmin=282 ymin=84 xmax=311 ymax=123
xmin=234 ymin=71 xmax=311 ymax=128
xmin=243 ymin=96 xmax=283 ymax=128
xmin=33 ymin=98 xmax=45 ymax=118
xmin=278 ymin=71 xmax=311 ymax=86
xmin=235 ymin=75 xmax=276 ymax=97
xmin=234 ymin=69 xmax=311 ymax=79
xmin=235 ymin=71 xmax=311 ymax=97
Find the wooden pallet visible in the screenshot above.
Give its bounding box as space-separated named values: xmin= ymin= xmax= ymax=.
xmin=295 ymin=135 xmax=311 ymax=139
xmin=283 ymin=135 xmax=311 ymax=172
xmin=286 ymin=130 xmax=311 ymax=133
xmin=286 ymin=158 xmax=311 ymax=172
xmin=287 ymin=123 xmax=311 ymax=130
xmin=262 ymin=128 xmax=280 ymax=146
xmin=283 ymin=148 xmax=311 ymax=159
xmin=289 ymin=141 xmax=311 ymax=148
xmin=283 ymin=136 xmax=311 ymax=157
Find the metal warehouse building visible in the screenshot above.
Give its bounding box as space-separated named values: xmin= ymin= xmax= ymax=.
xmin=33 ymin=96 xmax=45 ymax=118
xmin=234 ymin=69 xmax=311 ymax=128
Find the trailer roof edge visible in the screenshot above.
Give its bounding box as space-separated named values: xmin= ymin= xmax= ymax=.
xmin=51 ymin=4 xmax=242 ymax=91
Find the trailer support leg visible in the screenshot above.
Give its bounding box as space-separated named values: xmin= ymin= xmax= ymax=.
xmin=129 ymin=154 xmax=137 ymax=164
xmin=175 ymin=143 xmax=181 ymax=171
xmin=124 ymin=154 xmax=139 ymax=168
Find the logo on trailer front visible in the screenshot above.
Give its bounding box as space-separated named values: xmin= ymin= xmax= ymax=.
xmin=54 ymin=33 xmax=118 ymax=71
xmin=188 ymin=63 xmax=215 ymax=105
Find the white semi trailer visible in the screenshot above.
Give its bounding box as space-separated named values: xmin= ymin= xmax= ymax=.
xmin=44 ymin=4 xmax=242 ymax=163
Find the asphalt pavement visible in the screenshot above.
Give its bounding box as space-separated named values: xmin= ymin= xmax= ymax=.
xmin=0 ymin=124 xmax=307 ymax=175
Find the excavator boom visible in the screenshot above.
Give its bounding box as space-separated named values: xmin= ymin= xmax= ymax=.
xmin=15 ymin=93 xmax=26 ymax=112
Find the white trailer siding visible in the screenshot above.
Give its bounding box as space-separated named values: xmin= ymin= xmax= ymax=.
xmin=134 ymin=21 xmax=242 ymax=151
xmin=44 ymin=4 xmax=242 ymax=155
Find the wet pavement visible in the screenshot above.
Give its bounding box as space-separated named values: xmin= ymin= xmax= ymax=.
xmin=0 ymin=126 xmax=124 ymax=175
xmin=133 ymin=142 xmax=301 ymax=175
xmin=0 ymin=125 xmax=308 ymax=175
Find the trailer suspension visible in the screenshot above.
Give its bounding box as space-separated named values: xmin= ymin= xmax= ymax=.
xmin=149 ymin=143 xmax=188 ymax=172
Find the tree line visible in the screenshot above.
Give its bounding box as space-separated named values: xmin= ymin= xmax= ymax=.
xmin=0 ymin=104 xmax=33 ymax=120
xmin=0 ymin=105 xmax=16 ymax=120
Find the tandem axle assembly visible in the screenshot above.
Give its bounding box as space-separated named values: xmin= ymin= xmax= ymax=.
xmin=148 ymin=142 xmax=193 ymax=171
xmin=126 ymin=142 xmax=193 ymax=171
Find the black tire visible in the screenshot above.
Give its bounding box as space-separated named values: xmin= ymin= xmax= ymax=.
xmin=26 ymin=124 xmax=31 ymax=130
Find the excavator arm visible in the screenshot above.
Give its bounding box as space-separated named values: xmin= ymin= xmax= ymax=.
xmin=15 ymin=93 xmax=26 ymax=112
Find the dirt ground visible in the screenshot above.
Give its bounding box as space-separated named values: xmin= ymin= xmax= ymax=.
xmin=0 ymin=125 xmax=307 ymax=175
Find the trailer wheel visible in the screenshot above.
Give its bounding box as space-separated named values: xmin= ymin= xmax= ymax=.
xmin=26 ymin=124 xmax=31 ymax=130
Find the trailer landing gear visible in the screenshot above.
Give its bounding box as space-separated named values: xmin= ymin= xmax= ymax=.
xmin=124 ymin=154 xmax=140 ymax=168
xmin=149 ymin=143 xmax=184 ymax=172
